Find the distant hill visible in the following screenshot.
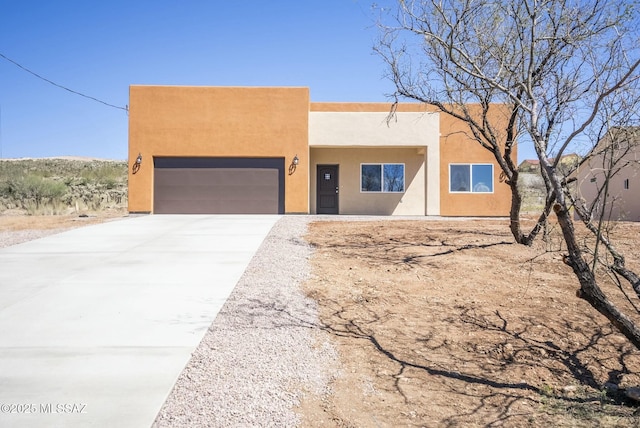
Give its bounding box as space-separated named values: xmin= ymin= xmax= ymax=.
xmin=0 ymin=158 xmax=128 ymax=215
xmin=516 ymin=154 xmax=581 ymax=213
xmin=1 ymin=156 xmax=125 ymax=162
xmin=518 ymin=154 xmax=581 ymax=173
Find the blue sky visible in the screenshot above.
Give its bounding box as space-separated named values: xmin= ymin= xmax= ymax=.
xmin=1 ymin=1 xmax=536 ymax=161
xmin=1 ymin=1 xmax=400 ymax=160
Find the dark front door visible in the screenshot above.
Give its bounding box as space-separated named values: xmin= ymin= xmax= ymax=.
xmin=317 ymin=165 xmax=339 ymax=214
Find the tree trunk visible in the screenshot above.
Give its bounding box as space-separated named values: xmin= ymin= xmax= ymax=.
xmin=508 ymin=175 xmax=526 ymax=243
xmin=571 ymin=201 xmax=640 ymax=298
xmin=506 ymin=170 xmax=553 ymax=247
xmin=553 ymin=203 xmax=640 ymax=349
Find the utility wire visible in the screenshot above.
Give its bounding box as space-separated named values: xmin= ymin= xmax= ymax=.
xmin=0 ymin=52 xmax=128 ymax=112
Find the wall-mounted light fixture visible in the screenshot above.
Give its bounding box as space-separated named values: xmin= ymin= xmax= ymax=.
xmin=132 ymin=153 xmax=143 ymax=174
xmin=289 ymin=154 xmax=300 ymax=175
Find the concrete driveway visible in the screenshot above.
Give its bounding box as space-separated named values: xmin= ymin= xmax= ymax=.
xmin=0 ymin=214 xmax=279 ymax=428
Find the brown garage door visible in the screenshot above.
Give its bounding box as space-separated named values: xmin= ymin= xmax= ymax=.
xmin=154 ymin=157 xmax=285 ymax=214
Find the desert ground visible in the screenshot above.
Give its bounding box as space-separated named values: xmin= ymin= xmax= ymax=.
xmin=0 ymin=210 xmax=126 ymax=248
xmin=0 ymin=210 xmax=125 ymax=231
xmin=2 ymin=213 xmax=639 ymax=426
xmin=299 ymin=218 xmax=640 ymax=427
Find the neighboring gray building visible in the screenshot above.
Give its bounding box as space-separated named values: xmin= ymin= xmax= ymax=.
xmin=576 ymin=127 xmax=640 ymax=221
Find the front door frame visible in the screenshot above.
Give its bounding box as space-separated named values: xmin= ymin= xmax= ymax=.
xmin=316 ymin=164 xmax=339 ymax=214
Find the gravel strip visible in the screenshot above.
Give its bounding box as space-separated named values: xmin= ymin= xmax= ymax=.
xmin=153 ymin=216 xmax=337 ymax=427
xmin=0 ymin=228 xmax=72 ymax=248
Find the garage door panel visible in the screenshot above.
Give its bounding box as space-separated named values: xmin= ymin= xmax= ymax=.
xmin=154 ymin=199 xmax=277 ymax=214
xmin=153 ymin=159 xmax=284 ymax=214
xmin=155 ymin=169 xmax=277 ymax=186
xmin=157 ymin=184 xmax=278 ymax=202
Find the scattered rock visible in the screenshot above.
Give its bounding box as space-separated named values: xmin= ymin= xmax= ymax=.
xmin=624 ymin=387 xmax=640 ymax=402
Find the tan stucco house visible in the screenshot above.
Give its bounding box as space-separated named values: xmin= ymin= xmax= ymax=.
xmin=576 ymin=127 xmax=640 ymax=221
xmin=128 ymin=85 xmax=513 ymax=216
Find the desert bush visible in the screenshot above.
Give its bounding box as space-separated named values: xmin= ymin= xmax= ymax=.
xmin=0 ymin=159 xmax=128 ymax=214
xmin=76 ymin=162 xmax=127 ymax=185
xmin=1 ymin=175 xmax=67 ymax=208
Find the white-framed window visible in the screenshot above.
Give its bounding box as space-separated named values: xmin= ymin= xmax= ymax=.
xmin=361 ymin=163 xmax=405 ymax=193
xmin=449 ymin=164 xmax=494 ymax=193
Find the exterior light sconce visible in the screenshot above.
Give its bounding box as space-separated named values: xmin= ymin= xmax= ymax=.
xmin=289 ymin=154 xmax=299 ymax=175
xmin=132 ymin=153 xmax=142 ymax=174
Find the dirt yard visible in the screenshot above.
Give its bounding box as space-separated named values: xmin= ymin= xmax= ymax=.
xmin=0 ymin=211 xmax=127 ymax=248
xmin=0 ymin=210 xmax=125 ymax=232
xmin=300 ymin=218 xmax=640 ymax=427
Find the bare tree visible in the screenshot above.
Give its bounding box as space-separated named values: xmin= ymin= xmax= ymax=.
xmin=375 ymin=0 xmax=640 ymax=348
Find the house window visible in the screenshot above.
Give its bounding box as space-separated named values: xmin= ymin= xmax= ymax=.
xmin=361 ymin=163 xmax=405 ymax=193
xmin=624 ymin=179 xmax=630 ymax=190
xmin=450 ymin=164 xmax=494 ymax=193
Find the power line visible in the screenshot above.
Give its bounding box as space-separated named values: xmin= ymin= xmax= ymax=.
xmin=0 ymin=52 xmax=128 ymax=112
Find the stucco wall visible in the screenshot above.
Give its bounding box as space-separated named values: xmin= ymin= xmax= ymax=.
xmin=438 ymin=106 xmax=513 ymax=216
xmin=309 ymin=111 xmax=439 ymax=147
xmin=310 ymin=102 xmax=513 ymax=217
xmin=128 ymin=91 xmax=512 ymax=217
xmin=309 ymin=105 xmax=440 ymax=215
xmin=310 ymin=147 xmax=426 ymax=215
xmin=577 ymin=144 xmax=640 ymax=221
xmin=128 ymin=85 xmax=310 ymax=213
